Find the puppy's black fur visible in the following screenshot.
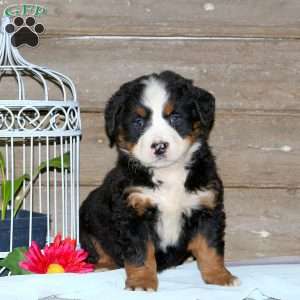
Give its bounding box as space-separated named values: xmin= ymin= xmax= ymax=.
xmin=80 ymin=71 xmax=237 ymax=290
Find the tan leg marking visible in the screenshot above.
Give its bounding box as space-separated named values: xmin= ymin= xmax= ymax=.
xmin=188 ymin=235 xmax=240 ymax=286
xmin=125 ymin=241 xmax=158 ymax=291
xmin=91 ymin=237 xmax=118 ymax=271
xmin=126 ymin=188 xmax=154 ymax=216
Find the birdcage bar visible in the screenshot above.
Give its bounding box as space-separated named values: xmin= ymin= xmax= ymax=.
xmin=46 ymin=136 xmax=50 ymax=244
xmin=0 ymin=15 xmax=82 ymax=269
xmin=38 ymin=140 xmax=42 ymax=212
xmin=64 ymin=139 xmax=69 ymax=238
xmin=29 ymin=136 xmax=33 ymax=245
xmin=75 ymin=137 xmax=79 ymax=240
xmin=53 ymin=140 xmax=57 ymax=234
xmin=0 ymin=141 xmax=81 ymax=250
xmin=70 ymin=137 xmax=74 ymax=238
xmin=9 ymin=137 xmax=14 ymax=252
xmin=22 ymin=139 xmax=26 ymax=210
xmin=60 ymin=136 xmax=65 ymax=240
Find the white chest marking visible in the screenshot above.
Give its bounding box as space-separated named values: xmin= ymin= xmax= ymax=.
xmin=139 ymin=151 xmax=208 ymax=250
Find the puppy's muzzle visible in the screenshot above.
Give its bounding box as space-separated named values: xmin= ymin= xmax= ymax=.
xmin=151 ymin=141 xmax=169 ymax=156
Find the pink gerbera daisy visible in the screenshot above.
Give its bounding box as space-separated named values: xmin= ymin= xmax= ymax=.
xmin=19 ymin=234 xmax=94 ymax=274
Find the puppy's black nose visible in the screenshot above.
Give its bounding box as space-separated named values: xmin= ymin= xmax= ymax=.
xmin=151 ymin=141 xmax=169 ymax=156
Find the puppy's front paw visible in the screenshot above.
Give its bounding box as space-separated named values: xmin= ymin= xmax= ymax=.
xmin=125 ymin=274 xmax=158 ymax=292
xmin=126 ymin=190 xmax=153 ymax=216
xmin=204 ymin=270 xmax=240 ymax=287
xmin=226 ymin=275 xmax=240 ymax=287
xmin=124 ymin=241 xmax=158 ymax=292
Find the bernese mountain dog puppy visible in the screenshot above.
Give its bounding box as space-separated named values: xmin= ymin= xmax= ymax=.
xmin=80 ymin=70 xmax=239 ymax=291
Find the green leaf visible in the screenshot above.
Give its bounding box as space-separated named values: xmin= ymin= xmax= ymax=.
xmin=1 ymin=180 xmax=9 ymax=221
xmin=0 ymin=151 xmax=5 ymax=179
xmin=38 ymin=152 xmax=70 ymax=172
xmin=1 ymin=174 xmax=29 ymax=221
xmin=0 ymin=247 xmax=31 ymax=275
xmin=0 ymin=151 xmax=7 ymax=218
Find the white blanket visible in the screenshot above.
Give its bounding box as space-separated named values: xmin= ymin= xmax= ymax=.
xmin=0 ymin=262 xmax=299 ymax=300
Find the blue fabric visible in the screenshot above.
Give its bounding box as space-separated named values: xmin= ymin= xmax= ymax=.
xmin=0 ymin=262 xmax=299 ymax=300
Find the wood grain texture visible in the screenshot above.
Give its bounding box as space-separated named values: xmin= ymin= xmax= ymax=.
xmin=7 ymin=186 xmax=300 ymax=260
xmin=0 ymin=0 xmax=299 ymax=262
xmin=15 ymin=185 xmax=300 ymax=260
xmin=80 ymin=112 xmax=300 ymax=188
xmin=7 ymin=38 xmax=298 ymax=112
xmin=225 ymin=188 xmax=300 ymax=260
xmin=2 ymin=0 xmax=300 ymax=38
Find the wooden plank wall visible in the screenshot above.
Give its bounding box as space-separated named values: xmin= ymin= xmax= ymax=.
xmin=1 ymin=0 xmax=300 ymax=261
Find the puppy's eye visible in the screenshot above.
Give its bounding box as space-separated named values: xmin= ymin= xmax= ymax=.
xmin=132 ymin=117 xmax=145 ymax=129
xmin=169 ymin=113 xmax=182 ymax=127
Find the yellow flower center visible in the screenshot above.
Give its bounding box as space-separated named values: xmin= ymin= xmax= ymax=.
xmin=47 ymin=263 xmax=65 ymax=274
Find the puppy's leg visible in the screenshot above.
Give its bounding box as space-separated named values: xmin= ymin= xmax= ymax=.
xmin=188 ymin=234 xmax=239 ymax=286
xmin=80 ymin=227 xmax=117 ymax=271
xmin=125 ymin=241 xmax=158 ymax=291
xmin=90 ymin=236 xmax=118 ymax=271
xmin=121 ymin=189 xmax=158 ymax=291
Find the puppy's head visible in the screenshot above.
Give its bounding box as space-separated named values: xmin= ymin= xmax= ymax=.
xmin=105 ymin=71 xmax=215 ymax=168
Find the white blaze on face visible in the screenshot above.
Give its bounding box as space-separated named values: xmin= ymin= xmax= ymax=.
xmin=132 ymin=77 xmax=191 ymax=168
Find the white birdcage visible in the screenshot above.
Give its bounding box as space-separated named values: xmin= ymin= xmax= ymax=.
xmin=0 ymin=16 xmax=81 ymax=273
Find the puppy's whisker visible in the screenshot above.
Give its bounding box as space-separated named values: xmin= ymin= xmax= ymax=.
xmin=128 ymin=156 xmax=140 ymax=174
xmin=120 ymin=148 xmax=130 ymax=154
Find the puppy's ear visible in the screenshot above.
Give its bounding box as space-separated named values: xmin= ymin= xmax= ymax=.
xmin=104 ymin=89 xmax=126 ymax=147
xmin=105 ymin=76 xmax=148 ymax=147
xmin=192 ymin=87 xmax=215 ymax=134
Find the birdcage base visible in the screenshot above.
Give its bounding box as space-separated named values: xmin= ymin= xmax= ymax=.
xmin=0 ymin=210 xmax=47 ymax=253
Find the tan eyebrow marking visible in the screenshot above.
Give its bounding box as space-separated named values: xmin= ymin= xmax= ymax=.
xmin=163 ymin=101 xmax=174 ymax=116
xmin=135 ymin=106 xmax=147 ymax=117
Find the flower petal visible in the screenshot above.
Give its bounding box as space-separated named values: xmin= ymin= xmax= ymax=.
xmin=19 ymin=234 xmax=93 ymax=274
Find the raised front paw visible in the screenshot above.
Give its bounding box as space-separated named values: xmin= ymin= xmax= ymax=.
xmin=126 ymin=189 xmax=153 ymax=216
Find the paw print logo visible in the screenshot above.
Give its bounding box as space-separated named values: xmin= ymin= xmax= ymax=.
xmin=5 ymin=16 xmax=45 ymax=48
